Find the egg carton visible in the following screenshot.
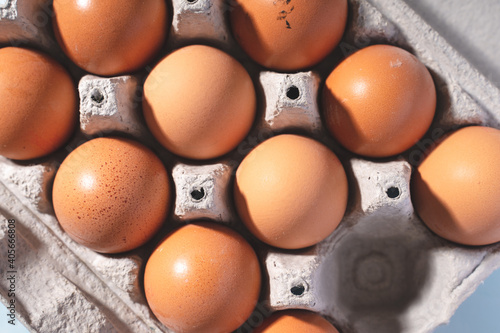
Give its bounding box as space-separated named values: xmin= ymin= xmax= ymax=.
xmin=0 ymin=0 xmax=58 ymax=54
xmin=1 ymin=0 xmax=500 ymax=332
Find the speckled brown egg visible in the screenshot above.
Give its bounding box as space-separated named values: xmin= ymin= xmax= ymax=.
xmin=143 ymin=45 xmax=256 ymax=160
xmin=234 ymin=134 xmax=348 ymax=249
xmin=230 ymin=0 xmax=348 ymax=71
xmin=0 ymin=47 xmax=76 ymax=160
xmin=52 ymin=137 xmax=170 ymax=253
xmin=254 ymin=310 xmax=339 ymax=333
xmin=144 ymin=222 xmax=261 ymax=333
xmin=412 ymin=126 xmax=500 ymax=246
xmin=323 ymin=44 xmax=436 ymax=157
xmin=52 ymin=0 xmax=168 ymax=76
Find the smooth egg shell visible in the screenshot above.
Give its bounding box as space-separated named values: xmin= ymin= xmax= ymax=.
xmin=0 ymin=47 xmax=76 ymax=160
xmin=53 ymin=0 xmax=168 ymax=76
xmin=234 ymin=134 xmax=349 ymax=249
xmin=323 ymin=44 xmax=436 ymax=157
xmin=254 ymin=310 xmax=339 ymax=333
xmin=143 ymin=45 xmax=256 ymax=160
xmin=230 ymin=0 xmax=348 ymax=71
xmin=412 ymin=126 xmax=500 ymax=246
xmin=52 ymin=137 xmax=170 ymax=253
xmin=144 ymin=222 xmax=261 ymax=333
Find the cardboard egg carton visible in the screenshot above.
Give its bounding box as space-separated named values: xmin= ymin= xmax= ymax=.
xmin=0 ymin=0 xmax=58 ymax=53
xmin=1 ymin=0 xmax=500 ymax=332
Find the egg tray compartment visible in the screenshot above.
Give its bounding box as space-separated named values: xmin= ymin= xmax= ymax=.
xmin=1 ymin=0 xmax=500 ymax=332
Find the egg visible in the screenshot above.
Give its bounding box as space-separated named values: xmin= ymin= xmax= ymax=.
xmin=143 ymin=45 xmax=256 ymax=160
xmin=323 ymin=44 xmax=436 ymax=157
xmin=0 ymin=47 xmax=76 ymax=160
xmin=52 ymin=137 xmax=170 ymax=253
xmin=234 ymin=134 xmax=348 ymax=249
xmin=52 ymin=0 xmax=168 ymax=76
xmin=411 ymin=126 xmax=500 ymax=246
xmin=230 ymin=0 xmax=348 ymax=71
xmin=144 ymin=222 xmax=261 ymax=333
xmin=254 ymin=310 xmax=339 ymax=333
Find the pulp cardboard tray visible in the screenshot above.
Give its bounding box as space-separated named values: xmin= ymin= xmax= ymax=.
xmin=1 ymin=0 xmax=500 ymax=332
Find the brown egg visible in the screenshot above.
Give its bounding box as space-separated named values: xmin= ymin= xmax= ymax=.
xmin=230 ymin=0 xmax=348 ymax=71
xmin=0 ymin=47 xmax=76 ymax=160
xmin=144 ymin=222 xmax=261 ymax=333
xmin=254 ymin=310 xmax=339 ymax=333
xmin=323 ymin=44 xmax=436 ymax=157
xmin=234 ymin=134 xmax=348 ymax=249
xmin=412 ymin=126 xmax=500 ymax=246
xmin=52 ymin=137 xmax=170 ymax=253
xmin=52 ymin=0 xmax=168 ymax=76
xmin=143 ymin=45 xmax=256 ymax=160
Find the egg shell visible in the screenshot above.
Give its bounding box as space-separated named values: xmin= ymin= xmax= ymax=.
xmin=0 ymin=47 xmax=77 ymax=160
xmin=52 ymin=137 xmax=170 ymax=253
xmin=234 ymin=134 xmax=349 ymax=249
xmin=230 ymin=0 xmax=348 ymax=71
xmin=52 ymin=0 xmax=168 ymax=76
xmin=144 ymin=222 xmax=261 ymax=333
xmin=143 ymin=44 xmax=256 ymax=160
xmin=412 ymin=126 xmax=500 ymax=246
xmin=323 ymin=44 xmax=436 ymax=158
xmin=254 ymin=310 xmax=339 ymax=333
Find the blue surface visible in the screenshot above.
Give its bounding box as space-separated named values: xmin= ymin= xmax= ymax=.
xmin=434 ymin=268 xmax=500 ymax=333
xmin=0 ymin=305 xmax=29 ymax=333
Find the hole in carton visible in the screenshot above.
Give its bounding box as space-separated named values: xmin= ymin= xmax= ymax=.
xmin=290 ymin=284 xmax=305 ymax=296
xmin=190 ymin=187 xmax=205 ymax=201
xmin=90 ymin=88 xmax=105 ymax=105
xmin=386 ymin=187 xmax=400 ymax=199
xmin=286 ymin=85 xmax=300 ymax=100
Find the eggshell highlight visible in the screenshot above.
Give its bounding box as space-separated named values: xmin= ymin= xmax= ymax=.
xmin=234 ymin=134 xmax=348 ymax=249
xmin=0 ymin=47 xmax=76 ymax=160
xmin=412 ymin=126 xmax=500 ymax=246
xmin=143 ymin=45 xmax=256 ymax=160
xmin=230 ymin=0 xmax=348 ymax=71
xmin=254 ymin=310 xmax=339 ymax=333
xmin=144 ymin=222 xmax=261 ymax=333
xmin=323 ymin=44 xmax=436 ymax=157
xmin=52 ymin=0 xmax=168 ymax=76
xmin=52 ymin=137 xmax=170 ymax=253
